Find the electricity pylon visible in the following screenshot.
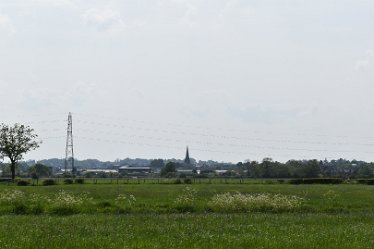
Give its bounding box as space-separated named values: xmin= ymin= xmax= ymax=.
xmin=64 ymin=112 xmax=75 ymax=176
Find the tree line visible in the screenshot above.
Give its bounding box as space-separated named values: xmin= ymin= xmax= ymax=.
xmin=1 ymin=123 xmax=373 ymax=180
xmin=236 ymin=158 xmax=374 ymax=178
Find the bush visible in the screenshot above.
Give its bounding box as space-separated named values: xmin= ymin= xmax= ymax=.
xmin=47 ymin=190 xmax=91 ymax=215
xmin=29 ymin=204 xmax=44 ymax=215
xmin=356 ymin=179 xmax=374 ymax=185
xmin=97 ymin=201 xmax=112 ymax=208
xmin=174 ymin=179 xmax=182 ymax=184
xmin=42 ymin=179 xmax=56 ymax=186
xmin=13 ymin=203 xmax=28 ymax=214
xmin=115 ymin=194 xmax=136 ymax=213
xmin=289 ymin=178 xmax=343 ymax=184
xmin=63 ymin=179 xmax=74 ymax=184
xmin=183 ymin=178 xmax=192 ymax=184
xmin=174 ymin=187 xmax=197 ymax=212
xmin=208 ymin=192 xmax=303 ymax=212
xmin=265 ymin=180 xmax=276 ymax=184
xmin=49 ymin=206 xmax=79 ymax=215
xmin=16 ymin=180 xmax=30 ymax=186
xmin=75 ymin=179 xmax=84 ymax=184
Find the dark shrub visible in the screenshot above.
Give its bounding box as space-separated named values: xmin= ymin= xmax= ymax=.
xmin=42 ymin=179 xmax=56 ymax=186
xmin=289 ymin=179 xmax=303 ymax=184
xmin=195 ymin=174 xmax=208 ymax=178
xmin=30 ymin=205 xmax=44 ymax=215
xmin=16 ymin=180 xmax=30 ymax=186
xmin=265 ymin=180 xmax=276 ymax=184
xmin=75 ymin=178 xmax=84 ymax=184
xmin=183 ymin=178 xmax=192 ymax=184
xmin=50 ymin=206 xmax=79 ymax=215
xmin=367 ymin=179 xmax=374 ymax=185
xmin=356 ymin=179 xmax=374 ymax=185
xmin=174 ymin=205 xmax=196 ymax=213
xmin=174 ymin=179 xmax=182 ymax=184
xmin=289 ymin=178 xmax=343 ymax=184
xmin=97 ymin=201 xmax=112 ymax=208
xmin=13 ymin=203 xmax=28 ymax=214
xmin=356 ymin=179 xmax=367 ymax=184
xmin=63 ymin=179 xmax=74 ymax=184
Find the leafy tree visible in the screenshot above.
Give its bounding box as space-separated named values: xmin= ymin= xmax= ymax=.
xmin=357 ymin=164 xmax=374 ymax=178
xmin=0 ymin=163 xmax=11 ymax=177
xmin=160 ymin=162 xmax=177 ymax=177
xmin=0 ymin=123 xmax=41 ymax=181
xmin=150 ymin=159 xmax=165 ymax=169
xmin=28 ymin=163 xmax=51 ymax=179
xmin=260 ymin=158 xmax=273 ymax=178
xmin=304 ymin=159 xmax=320 ymax=178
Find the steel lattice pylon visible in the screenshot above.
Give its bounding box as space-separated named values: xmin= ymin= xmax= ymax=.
xmin=64 ymin=112 xmax=75 ymax=176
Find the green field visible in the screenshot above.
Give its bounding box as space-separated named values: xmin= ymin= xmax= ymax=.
xmin=0 ymin=183 xmax=373 ymax=248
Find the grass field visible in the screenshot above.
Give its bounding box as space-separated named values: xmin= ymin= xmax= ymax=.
xmin=0 ymin=183 xmax=373 ymax=248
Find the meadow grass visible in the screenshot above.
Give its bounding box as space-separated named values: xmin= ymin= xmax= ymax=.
xmin=0 ymin=183 xmax=372 ymax=248
xmin=0 ymin=183 xmax=373 ymax=214
xmin=0 ymin=213 xmax=372 ymax=249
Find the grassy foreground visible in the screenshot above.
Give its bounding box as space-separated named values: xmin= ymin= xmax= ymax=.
xmin=0 ymin=183 xmax=373 ymax=214
xmin=0 ymin=183 xmax=373 ymax=248
xmin=0 ymin=213 xmax=373 ymax=249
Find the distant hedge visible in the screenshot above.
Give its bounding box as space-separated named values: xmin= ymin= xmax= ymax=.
xmin=289 ymin=178 xmax=343 ymax=184
xmin=63 ymin=179 xmax=74 ymax=184
xmin=184 ymin=178 xmax=192 ymax=184
xmin=75 ymin=179 xmax=84 ymax=184
xmin=356 ymin=179 xmax=374 ymax=185
xmin=16 ymin=180 xmax=30 ymax=186
xmin=42 ymin=179 xmax=56 ymax=186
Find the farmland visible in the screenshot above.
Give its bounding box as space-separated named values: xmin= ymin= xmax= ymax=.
xmin=0 ymin=182 xmax=373 ymax=248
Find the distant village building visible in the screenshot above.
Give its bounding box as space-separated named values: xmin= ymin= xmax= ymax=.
xmin=82 ymin=169 xmax=117 ymax=174
xmin=118 ymin=165 xmax=151 ymax=176
xmin=177 ymin=169 xmax=195 ymax=177
xmin=184 ymin=146 xmax=191 ymax=165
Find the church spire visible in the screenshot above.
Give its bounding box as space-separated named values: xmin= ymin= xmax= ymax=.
xmin=184 ymin=146 xmax=191 ymax=165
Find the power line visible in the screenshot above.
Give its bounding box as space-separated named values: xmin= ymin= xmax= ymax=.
xmin=4 ymin=113 xmax=374 ymax=144
xmin=73 ymin=127 xmax=374 ymax=156
xmin=4 ymin=113 xmax=374 ymax=161
xmin=72 ymin=121 xmax=374 ymax=148
xmin=74 ymin=112 xmax=374 ymax=140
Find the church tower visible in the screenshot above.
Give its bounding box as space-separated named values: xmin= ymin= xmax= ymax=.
xmin=184 ymin=146 xmax=191 ymax=165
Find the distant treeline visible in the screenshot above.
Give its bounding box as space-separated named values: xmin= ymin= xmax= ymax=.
xmin=236 ymin=158 xmax=374 ymax=178
xmin=2 ymin=157 xmax=373 ymax=178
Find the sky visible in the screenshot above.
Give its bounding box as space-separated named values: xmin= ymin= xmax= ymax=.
xmin=1 ymin=0 xmax=374 ymax=163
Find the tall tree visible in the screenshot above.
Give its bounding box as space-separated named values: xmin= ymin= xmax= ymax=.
xmin=150 ymin=159 xmax=165 ymax=169
xmin=160 ymin=162 xmax=177 ymax=177
xmin=28 ymin=163 xmax=51 ymax=179
xmin=0 ymin=123 xmax=41 ymax=180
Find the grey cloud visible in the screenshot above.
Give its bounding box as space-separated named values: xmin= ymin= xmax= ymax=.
xmin=81 ymin=8 xmax=125 ymax=32
xmin=0 ymin=14 xmax=16 ymax=36
xmin=227 ymin=106 xmax=299 ymax=124
xmin=355 ymin=50 xmax=374 ymax=71
xmin=31 ymin=0 xmax=77 ymax=9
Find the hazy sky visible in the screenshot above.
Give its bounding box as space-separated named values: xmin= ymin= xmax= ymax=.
xmin=1 ymin=0 xmax=374 ymax=163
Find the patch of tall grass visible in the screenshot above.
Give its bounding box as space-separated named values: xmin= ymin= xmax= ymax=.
xmin=174 ymin=187 xmax=197 ymax=212
xmin=0 ymin=184 xmax=372 ymax=215
xmin=208 ymin=192 xmax=303 ymax=212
